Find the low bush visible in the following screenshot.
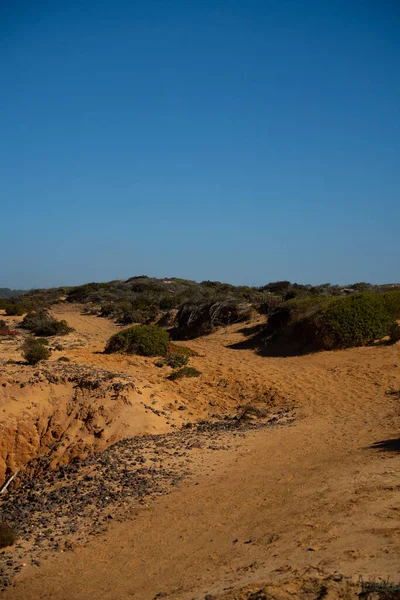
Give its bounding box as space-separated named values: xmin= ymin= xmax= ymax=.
xmin=33 ymin=319 xmax=73 ymax=336
xmin=0 ymin=523 xmax=16 ymax=549
xmin=21 ymin=311 xmax=73 ymax=336
xmin=165 ymin=353 xmax=189 ymax=368
xmin=4 ymin=303 xmax=26 ymax=316
xmin=105 ymin=325 xmax=170 ymax=356
xmin=168 ymin=366 xmax=201 ymax=380
xmin=22 ymin=337 xmax=52 ymax=365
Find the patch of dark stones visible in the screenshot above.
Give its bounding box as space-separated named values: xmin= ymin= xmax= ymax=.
xmin=0 ymin=408 xmax=295 ymax=592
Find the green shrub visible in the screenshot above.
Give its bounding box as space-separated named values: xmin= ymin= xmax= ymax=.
xmin=0 ymin=523 xmax=16 ymax=549
xmin=168 ymin=366 xmax=201 ymax=380
xmin=23 ymin=338 xmax=51 ymax=365
xmin=105 ymin=325 xmax=170 ymax=356
xmin=21 ymin=311 xmax=73 ymax=336
xmin=264 ymin=292 xmax=398 ymax=352
xmin=33 ymin=319 xmax=73 ymax=336
xmin=315 ymin=293 xmax=394 ymax=349
xmin=165 ymin=353 xmax=189 ymax=368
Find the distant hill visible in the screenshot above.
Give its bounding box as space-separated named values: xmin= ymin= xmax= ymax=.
xmin=0 ymin=287 xmax=25 ymax=299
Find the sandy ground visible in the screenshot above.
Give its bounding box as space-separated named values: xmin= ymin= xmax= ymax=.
xmin=1 ymin=305 xmax=400 ymax=599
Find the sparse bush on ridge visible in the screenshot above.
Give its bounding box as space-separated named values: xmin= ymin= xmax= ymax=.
xmin=105 ymin=325 xmax=170 ymax=356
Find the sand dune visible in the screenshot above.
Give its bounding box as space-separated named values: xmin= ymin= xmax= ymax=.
xmin=1 ymin=305 xmax=400 ymax=599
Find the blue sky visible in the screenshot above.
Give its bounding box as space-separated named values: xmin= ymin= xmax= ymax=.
xmin=1 ymin=1 xmax=399 ymax=289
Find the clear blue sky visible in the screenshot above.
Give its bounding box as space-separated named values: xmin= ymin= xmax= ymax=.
xmin=1 ymin=1 xmax=399 ymax=289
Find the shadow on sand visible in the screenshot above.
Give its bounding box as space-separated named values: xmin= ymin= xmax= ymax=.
xmin=228 ymin=327 xmax=318 ymax=357
xmin=367 ymin=438 xmax=400 ymax=453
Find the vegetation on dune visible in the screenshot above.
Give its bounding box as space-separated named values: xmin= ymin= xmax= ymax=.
xmin=105 ymin=324 xmax=170 ymax=356
xmin=167 ymin=366 xmax=201 ymax=380
xmin=4 ymin=303 xmax=26 ymax=316
xmin=0 ymin=288 xmax=25 ymax=299
xmin=165 ymin=353 xmax=190 ymax=368
xmin=22 ymin=337 xmax=52 ymax=365
xmin=0 ymin=287 xmax=70 ymax=316
xmin=263 ymin=290 xmax=400 ymax=353
xmin=21 ymin=311 xmax=73 ymax=337
xmin=154 ymin=352 xmax=190 ymax=369
xmin=71 ymin=277 xmax=271 ymax=327
xmin=172 ymin=298 xmax=252 ymax=340
xmin=3 ymin=276 xmax=400 ymax=350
